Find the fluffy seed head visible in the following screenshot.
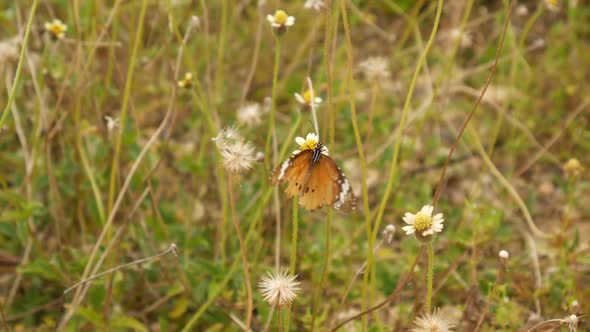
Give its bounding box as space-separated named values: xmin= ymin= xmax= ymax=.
xmin=499 ymin=250 xmax=509 ymax=259
xmin=412 ymin=308 xmax=455 ymax=332
xmin=358 ymin=56 xmax=390 ymax=82
xmin=237 ymin=102 xmax=264 ymax=127
xmin=213 ymin=126 xmax=257 ymax=174
xmin=258 ymin=268 xmax=300 ymax=308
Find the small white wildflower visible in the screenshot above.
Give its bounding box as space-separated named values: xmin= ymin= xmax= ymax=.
xmin=294 ymin=89 xmax=322 ymax=108
xmin=258 ymin=268 xmax=300 ymax=308
xmin=44 ymin=19 xmax=67 ymax=40
xmin=0 ymin=37 xmax=20 ymax=66
xmin=449 ymin=28 xmax=472 ymax=48
xmin=412 ymin=308 xmax=455 ymax=332
xmin=104 ymin=116 xmax=120 ymax=131
xmin=544 ymin=0 xmax=560 ymax=11
xmin=177 ymin=72 xmax=193 ymax=88
xmin=190 ymin=16 xmax=201 ymax=29
xmin=498 ymin=250 xmax=509 ymax=260
xmin=213 ymin=126 xmax=257 ymax=174
xmin=295 ymin=132 xmax=320 ymax=151
xmin=564 ymin=314 xmax=579 ymax=332
xmin=267 ymin=10 xmax=295 ymax=34
xmin=563 ymin=158 xmax=584 ymax=178
xmin=402 ymin=204 xmax=444 ymax=238
xmin=358 ymin=56 xmax=390 ymax=83
xmin=237 ymin=102 xmax=264 ymax=127
xmin=304 ymin=0 xmax=325 ymax=11
xmin=516 ymin=4 xmax=529 ymax=16
xmin=383 ymin=224 xmax=396 ymax=244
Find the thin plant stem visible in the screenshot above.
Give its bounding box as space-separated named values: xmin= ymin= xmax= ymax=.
xmin=331 ymin=3 xmax=516 ymax=329
xmin=277 ymin=309 xmax=283 ymax=332
xmin=215 ymin=0 xmax=228 ymax=99
xmin=229 ymin=174 xmax=253 ymax=330
xmin=284 ymin=196 xmax=299 ymax=331
xmin=64 ymin=244 xmax=177 ymax=294
xmin=468 ymin=126 xmax=549 ymax=239
xmin=0 ymin=0 xmax=38 ymax=129
xmin=107 ymin=0 xmax=148 ymax=214
xmin=306 ymin=77 xmax=320 ymax=135
xmin=426 ymin=243 xmax=434 ymax=313
xmin=265 ymin=36 xmax=281 ymax=171
xmin=372 ymin=0 xmax=444 ymax=243
xmin=324 ymin=0 xmax=335 ymax=145
xmin=310 ymin=210 xmax=332 ymax=331
xmin=432 ymin=0 xmax=515 ymax=209
xmin=473 ymin=257 xmax=507 ymax=332
xmin=339 ymin=2 xmax=373 ymax=329
xmin=0 ymin=299 xmax=9 ymax=332
xmin=331 ymin=246 xmax=425 ymax=332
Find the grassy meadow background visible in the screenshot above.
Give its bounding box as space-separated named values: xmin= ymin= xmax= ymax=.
xmin=1 ymin=0 xmax=590 ymax=331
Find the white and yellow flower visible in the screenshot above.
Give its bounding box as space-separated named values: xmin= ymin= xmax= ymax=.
xmin=177 ymin=72 xmax=193 ymax=89
xmin=295 ymin=133 xmax=319 ymax=151
xmin=402 ymin=204 xmax=444 ymax=237
xmin=267 ymin=10 xmax=295 ymax=32
xmin=295 ymin=89 xmax=322 ymax=108
xmin=44 ymin=19 xmax=67 ymax=40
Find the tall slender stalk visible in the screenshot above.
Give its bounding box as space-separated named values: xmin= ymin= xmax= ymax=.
xmin=425 ymin=243 xmax=434 ymax=312
xmin=339 ymin=2 xmax=374 ymax=329
xmin=285 ymin=197 xmax=299 ymax=331
xmin=0 ymin=0 xmax=39 ymax=129
xmin=229 ymin=174 xmax=253 ymax=330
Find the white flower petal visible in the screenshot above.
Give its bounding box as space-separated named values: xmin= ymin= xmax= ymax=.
xmin=286 ymin=16 xmax=295 ymax=26
xmin=306 ymin=133 xmax=319 ymax=142
xmin=294 ymin=93 xmax=305 ymax=104
xmin=267 ymin=15 xmax=275 ymax=23
xmin=402 ymin=212 xmax=415 ymax=224
xmin=271 ymin=22 xmax=281 ymax=28
xmin=295 ymin=137 xmax=306 ymax=146
xmin=402 ymin=225 xmax=416 ymax=234
xmin=422 ymin=229 xmax=434 ymax=236
xmin=314 ymin=97 xmax=323 ymax=104
xmin=421 ymin=204 xmax=434 ymax=216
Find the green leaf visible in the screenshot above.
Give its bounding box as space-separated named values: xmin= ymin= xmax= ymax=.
xmin=74 ymin=306 xmax=106 ymax=329
xmin=111 ymin=315 xmax=149 ymax=332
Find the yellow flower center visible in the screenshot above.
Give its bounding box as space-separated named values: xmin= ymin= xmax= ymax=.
xmin=302 ymin=90 xmax=313 ymax=104
xmin=300 ymin=138 xmax=318 ymax=151
xmin=274 ymin=10 xmax=288 ymax=25
xmin=413 ymin=212 xmax=432 ymax=232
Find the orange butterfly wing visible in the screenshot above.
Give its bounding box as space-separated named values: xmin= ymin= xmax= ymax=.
xmin=298 ymin=155 xmax=356 ymax=211
xmin=272 ymin=150 xmax=313 ymax=197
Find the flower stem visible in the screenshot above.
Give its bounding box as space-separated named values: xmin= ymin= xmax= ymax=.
xmin=285 ymin=196 xmax=299 ymax=331
xmin=265 ymin=36 xmax=281 ymax=172
xmin=426 ymin=243 xmax=434 ymax=313
xmin=0 ymin=0 xmax=39 ymax=129
xmin=229 ymin=174 xmax=253 ymax=330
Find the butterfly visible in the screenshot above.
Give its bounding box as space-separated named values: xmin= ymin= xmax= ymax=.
xmin=272 ymin=133 xmax=356 ymax=211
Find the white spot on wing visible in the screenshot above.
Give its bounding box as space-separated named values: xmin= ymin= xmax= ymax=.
xmin=277 ymin=159 xmax=291 ymax=181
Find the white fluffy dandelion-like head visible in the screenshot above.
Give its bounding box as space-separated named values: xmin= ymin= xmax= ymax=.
xmin=258 ymin=268 xmax=300 ymax=308
xmin=237 ymin=102 xmax=264 ymax=127
xmin=412 ymin=308 xmax=455 ymax=332
xmin=213 ymin=126 xmax=257 ymax=174
xmin=304 ymin=0 xmax=325 ymax=11
xmin=402 ymin=204 xmax=444 ymax=237
xmin=359 ymin=56 xmax=390 ymax=83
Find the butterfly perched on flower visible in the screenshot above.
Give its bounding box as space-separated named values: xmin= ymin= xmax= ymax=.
xmin=272 ymin=133 xmax=356 ymax=211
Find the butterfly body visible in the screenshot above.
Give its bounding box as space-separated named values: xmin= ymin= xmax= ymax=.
xmin=272 ymin=142 xmax=356 ymax=211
